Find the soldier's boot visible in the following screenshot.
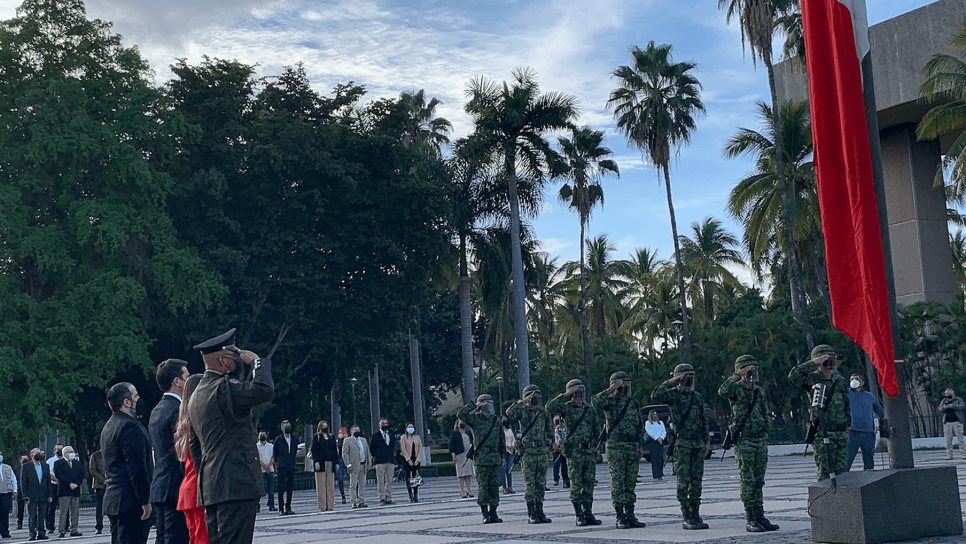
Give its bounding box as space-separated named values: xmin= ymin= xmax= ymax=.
xmin=489 ymin=505 xmax=503 ymax=523
xmin=583 ymin=503 xmax=602 ymax=526
xmin=681 ymin=506 xmax=703 ymax=530
xmin=573 ymin=503 xmax=587 ymax=526
xmin=614 ymin=505 xmax=631 ymax=529
xmin=527 ymin=502 xmax=541 ymax=524
xmin=481 ymin=505 xmax=492 ymax=524
xmin=756 ymin=506 xmax=779 ymax=531
xmin=538 ymin=502 xmax=552 ymax=523
xmin=693 ymin=504 xmax=709 ymax=529
xmin=745 ymin=507 xmax=766 ymax=533
xmin=625 ymin=504 xmax=646 ymax=528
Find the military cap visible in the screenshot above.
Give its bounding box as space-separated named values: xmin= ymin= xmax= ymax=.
xmin=565 ymin=379 xmax=584 ymax=391
xmin=809 ymin=344 xmax=836 ymax=361
xmin=671 ymin=363 xmax=695 ymax=375
xmin=734 ymin=354 xmax=758 ymax=373
xmin=522 ymin=384 xmax=541 ymax=397
xmin=193 ymin=328 xmax=237 ymax=355
xmin=476 ymin=394 xmax=493 ymax=404
xmin=609 ymin=371 xmax=630 ymax=384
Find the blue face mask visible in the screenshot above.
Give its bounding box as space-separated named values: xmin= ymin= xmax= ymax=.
xmin=0 ymin=455 xmax=4 ymax=463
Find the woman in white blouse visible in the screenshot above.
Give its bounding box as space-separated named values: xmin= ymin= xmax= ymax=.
xmin=644 ymin=410 xmax=667 ymax=480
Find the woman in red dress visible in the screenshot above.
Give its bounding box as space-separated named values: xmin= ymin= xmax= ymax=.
xmin=175 ymin=374 xmax=207 ymax=543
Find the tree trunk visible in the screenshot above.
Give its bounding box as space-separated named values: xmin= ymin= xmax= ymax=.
xmin=703 ymin=281 xmax=714 ymax=323
xmin=505 ymin=155 xmax=531 ymax=393
xmin=663 ymin=165 xmax=694 ymax=362
xmin=458 ymin=233 xmax=476 ymax=402
xmin=766 ymin=59 xmax=815 ymax=350
xmin=578 ymin=217 xmax=592 ymax=391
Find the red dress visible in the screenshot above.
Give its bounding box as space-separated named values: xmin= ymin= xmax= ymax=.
xmin=177 ymin=453 xmax=208 ymax=544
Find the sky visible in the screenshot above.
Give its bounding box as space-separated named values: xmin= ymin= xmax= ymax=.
xmin=0 ymin=0 xmax=939 ymax=286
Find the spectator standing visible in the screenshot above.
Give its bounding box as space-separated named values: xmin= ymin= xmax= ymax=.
xmin=310 ymin=420 xmax=338 ymax=512
xmin=500 ymin=418 xmax=515 ymax=494
xmin=21 ymin=447 xmax=50 ymax=541
xmin=399 ymin=422 xmax=422 ymax=503
xmin=644 ymin=410 xmax=666 ymax=480
xmin=552 ymin=416 xmax=569 ymax=488
xmin=53 ymin=446 xmax=84 ymax=538
xmin=149 ymin=359 xmax=190 ymax=544
xmin=89 ymin=448 xmax=107 ymax=534
xmin=449 ymin=420 xmax=475 ymax=499
xmin=175 ymin=375 xmax=208 ymax=544
xmin=44 ymin=444 xmax=62 ymax=534
xmin=17 ymin=452 xmax=28 ymax=531
xmin=255 ymin=433 xmax=276 ymax=512
xmin=341 ymin=426 xmax=370 ymax=509
xmin=846 ymin=374 xmax=884 ymax=471
xmin=272 ymin=420 xmax=298 ymax=516
xmin=335 ymin=428 xmax=348 ymax=505
xmin=939 ymin=387 xmax=966 ymax=460
xmin=101 ymin=382 xmax=154 ymax=544
xmin=369 ymin=418 xmax=397 ymax=505
xmin=0 ymin=449 xmax=18 ymax=539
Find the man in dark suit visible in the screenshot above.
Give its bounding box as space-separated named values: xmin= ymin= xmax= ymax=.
xmin=149 ymin=359 xmax=190 ymax=544
xmin=188 ymin=328 xmax=274 ymax=544
xmin=53 ymin=446 xmax=84 ymax=538
xmin=21 ymin=447 xmax=50 ymax=541
xmin=369 ymin=418 xmax=398 ymax=505
xmin=272 ymin=420 xmax=297 ymax=515
xmin=101 ymin=382 xmax=154 ymax=544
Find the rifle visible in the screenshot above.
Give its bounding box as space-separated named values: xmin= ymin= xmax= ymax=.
xmin=802 ymin=419 xmax=818 ymax=456
xmin=721 ymin=386 xmax=759 ymax=461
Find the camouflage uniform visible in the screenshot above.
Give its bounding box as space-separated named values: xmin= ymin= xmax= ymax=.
xmin=506 ymin=384 xmax=553 ymax=524
xmin=592 ymin=371 xmax=645 ymax=529
xmin=788 ymin=345 xmax=851 ymax=481
xmin=652 ymin=363 xmax=709 ymax=530
xmin=719 ymin=354 xmax=778 ymax=532
xmin=546 ymin=379 xmax=603 ymax=526
xmin=457 ymin=395 xmax=506 ymax=523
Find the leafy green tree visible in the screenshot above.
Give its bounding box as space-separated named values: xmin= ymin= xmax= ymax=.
xmin=562 ymin=235 xmax=631 ymax=340
xmin=679 ymin=217 xmax=744 ymax=323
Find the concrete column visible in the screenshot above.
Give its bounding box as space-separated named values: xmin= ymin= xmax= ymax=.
xmin=880 ymin=123 xmax=957 ymax=305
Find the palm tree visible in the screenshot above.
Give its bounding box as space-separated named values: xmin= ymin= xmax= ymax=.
xmin=527 ymin=253 xmax=567 ymax=370
xmin=917 ymin=22 xmax=966 ymax=190
xmin=950 ymin=231 xmax=966 ymax=305
xmin=608 ymin=41 xmax=704 ymax=364
xmin=562 ymin=235 xmax=631 ymax=339
xmin=398 ymin=89 xmax=453 ymax=153
xmin=557 ymin=126 xmax=620 ymax=388
xmin=464 ymin=68 xmax=578 ymax=392
xmin=622 ymin=262 xmax=681 ymax=360
xmin=679 ymin=217 xmax=744 ymax=323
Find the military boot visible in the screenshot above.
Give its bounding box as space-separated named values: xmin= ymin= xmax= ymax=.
xmin=574 ymin=503 xmax=586 ymax=526
xmin=489 ymin=505 xmax=503 ymax=523
xmin=583 ymin=503 xmax=602 ymax=526
xmin=757 ymin=506 xmax=779 ymax=531
xmin=527 ymin=502 xmax=540 ymax=524
xmin=625 ymin=504 xmax=646 ymax=528
xmin=681 ymin=506 xmax=703 ymax=530
xmin=615 ymin=505 xmax=631 ymax=529
xmin=481 ymin=505 xmax=492 ymax=524
xmin=535 ymin=503 xmax=552 ymax=524
xmin=692 ymin=504 xmax=709 ymax=529
xmin=745 ymin=507 xmax=766 ymax=533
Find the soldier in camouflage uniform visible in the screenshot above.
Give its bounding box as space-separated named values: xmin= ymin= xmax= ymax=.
xmin=652 ymin=363 xmax=710 ymax=530
xmin=506 ymin=385 xmax=553 ymax=524
xmin=546 ymin=379 xmax=603 ymax=527
xmin=457 ymin=394 xmax=507 ymax=524
xmin=592 ymin=371 xmax=646 ymax=530
xmin=788 ymin=344 xmax=851 ymax=481
xmin=718 ymin=355 xmax=779 ymax=533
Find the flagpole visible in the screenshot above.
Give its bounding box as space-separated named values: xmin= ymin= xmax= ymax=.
xmin=860 ymin=52 xmax=915 ymax=470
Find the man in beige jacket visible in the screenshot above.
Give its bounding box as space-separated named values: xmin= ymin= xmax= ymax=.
xmin=341 ymin=426 xmax=371 ymax=508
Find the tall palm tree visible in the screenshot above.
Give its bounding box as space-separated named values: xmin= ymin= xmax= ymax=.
xmin=622 ymin=262 xmax=680 ymax=360
xmin=608 ymin=41 xmax=704 ymax=363
xmin=465 ymin=68 xmax=578 ymax=392
xmin=917 ymin=22 xmax=966 ymax=190
xmin=398 ymin=89 xmax=453 ymax=153
xmin=558 ymin=126 xmax=619 ymax=388
xmin=562 ymin=235 xmax=632 ymax=339
xmin=717 ymin=0 xmax=814 ymax=349
xmin=679 ymin=217 xmax=744 ymax=322
xmin=950 ymin=231 xmax=966 ymax=304
xmin=527 ymin=252 xmax=567 ymax=370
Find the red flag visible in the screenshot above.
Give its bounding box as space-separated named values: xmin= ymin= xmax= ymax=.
xmin=802 ymin=0 xmax=898 ymax=396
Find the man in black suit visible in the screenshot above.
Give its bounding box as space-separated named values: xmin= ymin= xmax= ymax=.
xmin=53 ymin=446 xmax=84 ymax=538
xmin=188 ymin=328 xmax=274 ymax=544
xmin=21 ymin=447 xmax=50 ymax=541
xmin=101 ymin=382 xmax=154 ymax=544
xmin=369 ymin=418 xmax=398 ymax=505
xmin=272 ymin=420 xmax=297 ymax=515
xmin=149 ymin=359 xmax=190 ymax=544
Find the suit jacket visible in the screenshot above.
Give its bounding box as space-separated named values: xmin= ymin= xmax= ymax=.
xmin=272 ymin=434 xmax=298 ymax=472
xmin=53 ymin=458 xmax=84 ymax=497
xmin=187 ymin=358 xmax=274 ymax=506
xmin=149 ymin=394 xmax=184 ymax=504
xmin=100 ymin=411 xmax=153 ymax=516
xmin=369 ymin=430 xmax=397 ymax=465
xmin=341 ymin=436 xmax=370 ymax=474
xmin=89 ymin=451 xmax=106 ymax=490
xmin=310 ymin=434 xmax=338 ymax=470
xmin=20 ymin=461 xmax=49 ymax=501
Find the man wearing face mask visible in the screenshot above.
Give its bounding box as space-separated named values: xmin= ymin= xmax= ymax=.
xmin=457 ymin=394 xmax=506 ymax=524
xmin=255 ymin=432 xmax=276 ymax=512
xmin=341 ymin=425 xmax=370 ymax=508
xmin=187 ymin=328 xmax=274 ymax=544
xmin=593 ymin=371 xmax=645 ymax=530
xmin=149 ymin=359 xmax=190 ymax=544
xmin=938 ymin=387 xmax=966 ymax=460
xmin=0 ymin=449 xmax=18 ymax=539
xmin=506 ymin=385 xmax=553 ymax=524
xmin=369 ymin=418 xmax=398 ymax=505
xmin=101 ymin=382 xmax=154 ymax=543
xmin=653 ymin=364 xmax=711 ymax=530
xmin=846 ymin=374 xmax=884 ymax=471
xmin=547 ymin=379 xmax=602 ymax=527
xmin=788 ymin=344 xmax=850 ymax=480
xmin=273 ymin=420 xmax=298 ymax=515
xmin=21 ymin=448 xmax=51 ymax=541
xmin=53 ymin=446 xmax=84 ymax=538
xmin=719 ymin=355 xmax=778 ymax=533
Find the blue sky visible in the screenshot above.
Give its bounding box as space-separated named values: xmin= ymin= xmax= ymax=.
xmin=0 ymin=0 xmax=939 ymax=284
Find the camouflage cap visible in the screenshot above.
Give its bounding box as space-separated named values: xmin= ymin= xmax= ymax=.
xmin=734 ymin=354 xmax=758 ymax=373
xmin=609 ymin=371 xmax=631 ymax=384
xmin=809 ymin=344 xmax=836 ymax=361
xmin=475 ymin=394 xmax=493 ymax=404
xmin=565 ymin=379 xmax=585 ymax=391
xmin=671 ymin=363 xmax=695 ymax=376
xmin=522 ymin=384 xmax=541 ymax=397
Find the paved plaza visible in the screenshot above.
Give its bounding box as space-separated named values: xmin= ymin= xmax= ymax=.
xmin=10 ymin=450 xmax=965 ymax=543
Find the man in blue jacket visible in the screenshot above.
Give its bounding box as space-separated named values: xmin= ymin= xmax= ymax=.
xmin=846 ymin=374 xmax=884 ymax=471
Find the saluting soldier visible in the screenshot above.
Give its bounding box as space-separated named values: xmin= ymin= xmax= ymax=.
xmin=592 ymin=371 xmax=645 ymax=530
xmin=457 ymin=395 xmax=506 ymax=524
xmin=187 ymin=329 xmax=274 ymax=544
xmin=788 ymin=344 xmax=851 ymax=481
xmin=718 ymin=355 xmax=779 ymax=533
xmin=546 ymin=379 xmax=602 ymax=527
xmin=506 ymin=385 xmax=552 ymax=524
xmin=652 ymin=363 xmax=710 ymax=530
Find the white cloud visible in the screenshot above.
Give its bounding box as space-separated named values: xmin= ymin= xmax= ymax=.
xmin=539 ymin=237 xmax=574 ymax=259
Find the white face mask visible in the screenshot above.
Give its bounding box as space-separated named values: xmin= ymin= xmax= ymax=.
xmin=68 ymin=453 xmax=76 ymax=461
xmin=406 ymin=426 xmax=415 ymax=434
xmin=850 ymin=379 xmax=861 ymax=390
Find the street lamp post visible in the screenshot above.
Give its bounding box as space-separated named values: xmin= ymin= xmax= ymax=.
xmin=350 ymin=377 xmax=359 ymax=426
xmin=495 ymin=376 xmax=504 ymax=411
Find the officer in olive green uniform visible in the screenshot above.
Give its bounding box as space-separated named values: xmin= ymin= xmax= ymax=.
xmin=652 ymin=363 xmax=710 ymax=531
xmin=718 ymin=355 xmax=779 ymax=533
xmin=788 ymin=345 xmax=851 ymax=481
xmin=592 ymin=371 xmax=646 ymax=529
xmin=457 ymin=394 xmax=506 ymax=524
xmin=506 ymin=385 xmax=553 ymax=524
xmin=187 ymin=328 xmax=275 ymax=544
xmin=546 ymin=379 xmax=603 ymax=527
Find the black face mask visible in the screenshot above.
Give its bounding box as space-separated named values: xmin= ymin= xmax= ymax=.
xmin=320 ymin=426 xmax=328 ymax=432
xmin=502 ymin=420 xmax=510 ymax=428
xmin=380 ymin=425 xmax=389 ymax=431
xmin=282 ymin=426 xmax=292 ymax=434
xmin=33 ymin=454 xmax=43 ymax=462
xmin=459 ymin=424 xmax=466 ymax=430
xmin=681 ymin=376 xmax=694 ymax=388
xmin=947 ymin=395 xmax=955 ymax=399
xmin=530 ymin=394 xmax=542 ymax=406
xmin=352 ymin=432 xmax=361 ymax=438
xmin=573 ymin=388 xmax=585 ymax=403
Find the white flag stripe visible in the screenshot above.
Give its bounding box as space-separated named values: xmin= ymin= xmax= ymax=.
xmin=837 ymin=0 xmax=871 ymax=60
